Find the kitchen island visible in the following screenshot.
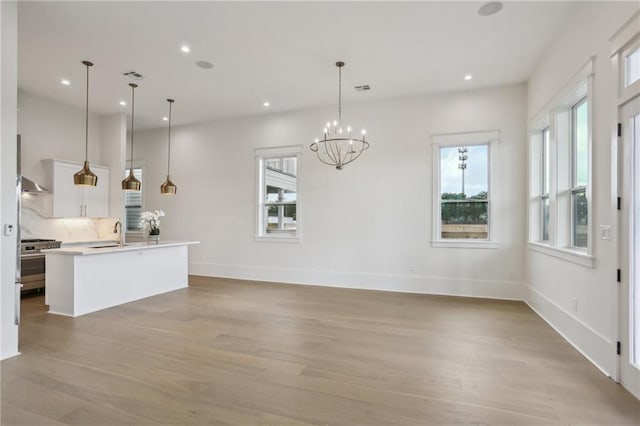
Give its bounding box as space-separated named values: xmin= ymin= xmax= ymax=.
xmin=44 ymin=241 xmax=199 ymax=317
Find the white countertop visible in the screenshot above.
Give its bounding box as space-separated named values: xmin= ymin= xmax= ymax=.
xmin=43 ymin=240 xmax=199 ymax=255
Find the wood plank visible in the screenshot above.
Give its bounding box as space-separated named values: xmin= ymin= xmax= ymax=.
xmin=3 ymin=276 xmax=639 ymax=425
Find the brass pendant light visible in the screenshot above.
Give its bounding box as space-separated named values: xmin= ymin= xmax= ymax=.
xmin=160 ymin=98 xmax=177 ymax=195
xmin=122 ymin=83 xmax=141 ymax=191
xmin=73 ymin=60 xmax=98 ymax=186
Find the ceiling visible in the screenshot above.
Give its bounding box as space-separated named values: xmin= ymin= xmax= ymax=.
xmin=17 ymin=1 xmax=578 ymax=130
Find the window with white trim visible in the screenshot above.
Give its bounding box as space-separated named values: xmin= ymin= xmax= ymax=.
xmin=256 ymin=146 xmax=301 ymax=240
xmin=541 ymin=127 xmax=550 ymax=242
xmin=432 ymin=131 xmax=498 ymax=248
xmin=124 ymin=166 xmax=143 ymax=232
xmin=571 ymin=97 xmax=588 ymax=248
xmin=625 ymin=45 xmax=640 ymax=88
xmin=528 ymin=60 xmax=592 ymax=265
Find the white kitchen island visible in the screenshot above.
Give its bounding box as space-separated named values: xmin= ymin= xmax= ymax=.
xmin=44 ymin=241 xmax=199 ymax=317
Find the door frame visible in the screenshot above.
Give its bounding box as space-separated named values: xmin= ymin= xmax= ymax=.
xmin=612 ymin=11 xmax=640 ymax=396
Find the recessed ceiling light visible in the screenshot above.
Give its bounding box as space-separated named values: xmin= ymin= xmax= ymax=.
xmin=196 ymin=60 xmax=214 ymax=69
xmin=478 ymin=1 xmax=503 ymax=16
xmin=61 ymin=79 xmax=70 ymax=86
xmin=162 ymin=116 xmax=169 ymax=121
xmin=263 ymin=101 xmax=270 ymax=107
xmin=181 ymin=45 xmax=191 ymax=53
xmin=464 ymin=74 xmax=473 ymax=81
xmin=119 ymin=100 xmax=127 ymax=106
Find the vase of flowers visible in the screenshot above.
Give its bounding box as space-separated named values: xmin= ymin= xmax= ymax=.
xmin=139 ymin=210 xmax=165 ymax=244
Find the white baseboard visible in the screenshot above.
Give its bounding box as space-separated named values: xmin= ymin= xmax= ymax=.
xmin=524 ymin=284 xmax=616 ymax=377
xmin=189 ymin=262 xmax=525 ymax=301
xmin=1 ymin=350 xmax=20 ymax=361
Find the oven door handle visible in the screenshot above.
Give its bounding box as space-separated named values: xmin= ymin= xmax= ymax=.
xmin=20 ymin=253 xmax=45 ymax=259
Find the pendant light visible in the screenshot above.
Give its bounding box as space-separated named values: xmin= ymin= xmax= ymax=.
xmin=310 ymin=61 xmax=370 ymax=170
xmin=122 ymin=83 xmax=141 ymax=191
xmin=160 ymin=98 xmax=177 ymax=195
xmin=73 ymin=60 xmax=98 ymax=186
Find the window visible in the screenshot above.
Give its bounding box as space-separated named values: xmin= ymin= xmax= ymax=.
xmin=124 ymin=167 xmax=143 ymax=232
xmin=432 ymin=131 xmax=497 ymax=248
xmin=626 ymin=46 xmax=640 ymax=88
xmin=541 ymin=127 xmax=550 ymax=242
xmin=571 ymin=98 xmax=588 ymax=248
xmin=256 ymin=146 xmax=301 ymax=241
xmin=527 ymin=59 xmax=592 ymax=266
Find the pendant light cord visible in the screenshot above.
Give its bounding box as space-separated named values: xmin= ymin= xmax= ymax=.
xmin=130 ymin=84 xmax=136 ymax=173
xmin=338 ymin=64 xmax=342 ymax=123
xmin=85 ymin=63 xmax=89 ymax=162
xmin=167 ymin=100 xmax=173 ymax=175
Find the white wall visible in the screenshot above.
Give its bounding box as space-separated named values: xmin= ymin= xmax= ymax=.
xmin=135 ymin=84 xmax=527 ymax=299
xmin=526 ymin=2 xmax=639 ymax=377
xmin=1 ymin=0 xmax=19 ymax=359
xmin=18 ymin=89 xmax=103 ymax=184
xmin=100 ymin=113 xmax=127 ymax=222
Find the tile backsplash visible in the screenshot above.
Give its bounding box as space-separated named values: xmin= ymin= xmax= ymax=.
xmin=21 ymin=193 xmax=118 ymax=243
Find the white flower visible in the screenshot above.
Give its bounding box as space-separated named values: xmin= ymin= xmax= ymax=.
xmin=139 ymin=210 xmax=166 ymax=232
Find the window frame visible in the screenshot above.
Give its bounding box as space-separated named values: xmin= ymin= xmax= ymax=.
xmin=527 ymin=58 xmax=594 ymax=267
xmin=124 ymin=161 xmax=145 ymax=236
xmin=431 ymin=130 xmax=499 ymax=249
xmin=255 ymin=145 xmax=302 ymax=243
xmin=541 ymin=127 xmax=551 ymax=242
xmin=619 ymin=38 xmax=640 ymax=103
xmin=570 ymin=96 xmax=589 ymax=250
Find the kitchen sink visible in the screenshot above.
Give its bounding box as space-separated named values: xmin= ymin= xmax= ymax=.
xmin=89 ymin=243 xmax=134 ymax=249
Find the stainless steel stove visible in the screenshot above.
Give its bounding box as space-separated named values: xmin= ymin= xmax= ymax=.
xmin=20 ymin=239 xmax=61 ymax=292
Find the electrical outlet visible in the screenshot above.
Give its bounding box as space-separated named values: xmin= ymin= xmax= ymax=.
xmin=600 ymin=225 xmax=612 ymax=240
xmin=572 ymin=297 xmax=578 ymax=312
xmin=4 ymin=224 xmax=15 ymax=237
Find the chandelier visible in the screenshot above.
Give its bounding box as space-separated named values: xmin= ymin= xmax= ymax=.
xmin=310 ymin=61 xmax=369 ymax=170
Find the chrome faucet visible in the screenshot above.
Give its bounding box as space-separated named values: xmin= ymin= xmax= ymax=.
xmin=113 ymin=221 xmax=123 ymax=247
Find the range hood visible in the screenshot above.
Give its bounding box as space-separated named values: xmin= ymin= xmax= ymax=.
xmin=21 ymin=176 xmax=49 ymax=193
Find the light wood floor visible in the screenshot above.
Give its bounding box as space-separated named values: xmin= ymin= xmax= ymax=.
xmin=2 ymin=276 xmax=639 ymax=425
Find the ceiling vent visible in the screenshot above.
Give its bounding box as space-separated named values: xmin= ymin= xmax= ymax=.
xmin=123 ymin=71 xmax=144 ymax=80
xmin=355 ymin=85 xmax=371 ymax=92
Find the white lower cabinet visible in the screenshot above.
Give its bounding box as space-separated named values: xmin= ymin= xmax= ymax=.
xmin=44 ymin=159 xmax=110 ymax=218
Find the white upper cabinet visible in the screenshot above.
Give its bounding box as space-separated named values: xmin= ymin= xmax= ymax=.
xmin=44 ymin=159 xmax=110 ymax=218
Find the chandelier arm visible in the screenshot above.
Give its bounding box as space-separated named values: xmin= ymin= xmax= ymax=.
xmin=344 ymin=148 xmax=355 ymax=165
xmin=314 ymin=153 xmax=337 ymax=167
xmin=342 ymin=142 xmax=370 ymax=166
xmin=325 ymin=140 xmax=339 ymax=165
xmin=335 ymin=141 xmax=343 ymax=166
xmin=343 ymin=152 xmax=362 ymax=166
xmin=334 ymin=140 xmax=344 ymax=166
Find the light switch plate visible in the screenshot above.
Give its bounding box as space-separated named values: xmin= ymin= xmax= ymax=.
xmin=600 ymin=225 xmax=612 ymax=240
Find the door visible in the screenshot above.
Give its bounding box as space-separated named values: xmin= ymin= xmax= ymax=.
xmin=620 ymin=95 xmax=640 ymax=399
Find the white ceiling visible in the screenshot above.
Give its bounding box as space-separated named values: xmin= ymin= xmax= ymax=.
xmin=18 ymin=1 xmax=578 ymax=130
